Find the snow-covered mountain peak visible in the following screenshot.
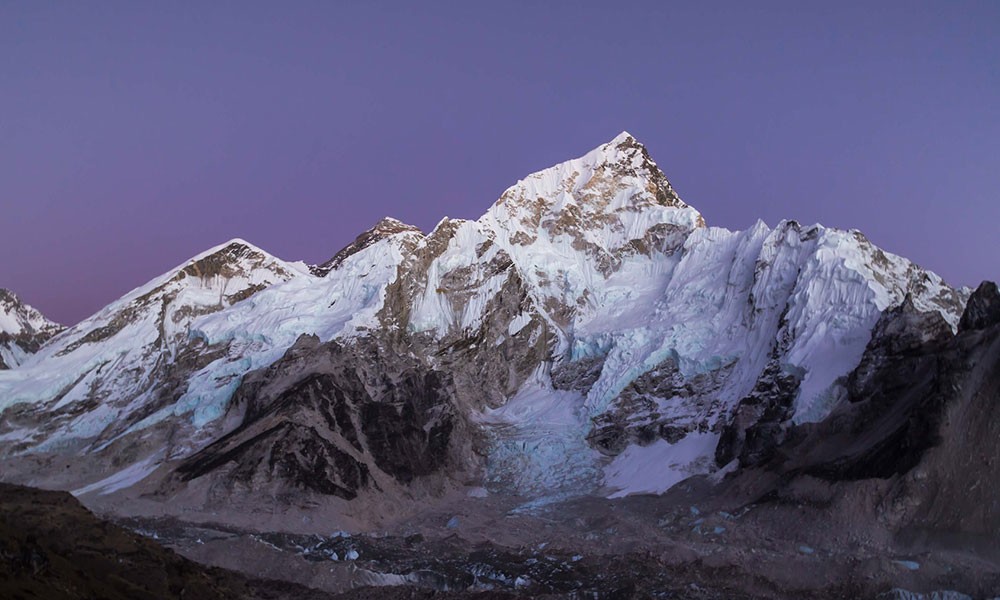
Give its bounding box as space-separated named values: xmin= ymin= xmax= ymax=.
xmin=433 ymin=133 xmax=709 ymax=331
xmin=373 ymin=216 xmax=419 ymax=232
xmin=0 ymin=289 xmax=61 ymax=338
xmin=609 ymin=130 xmax=636 ymax=143
xmin=177 ymin=238 xmax=305 ymax=283
xmin=481 ymin=133 xmax=704 ymax=250
xmin=190 ymin=237 xmax=258 ymax=258
xmin=0 ymin=289 xmax=63 ymax=369
xmin=313 ymin=216 xmax=424 ymax=276
xmin=27 ymin=238 xmax=307 ymax=367
xmin=0 ymin=239 xmax=314 ymax=446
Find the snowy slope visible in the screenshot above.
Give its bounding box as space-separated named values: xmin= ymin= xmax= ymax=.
xmin=0 ymin=225 xmax=428 ymax=455
xmin=0 ymin=240 xmax=309 ymax=448
xmin=0 ymin=133 xmax=969 ymax=505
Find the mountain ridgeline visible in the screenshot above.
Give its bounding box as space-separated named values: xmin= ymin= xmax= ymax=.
xmin=0 ymin=133 xmax=992 ymax=546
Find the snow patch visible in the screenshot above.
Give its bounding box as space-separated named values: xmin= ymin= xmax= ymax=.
xmin=72 ymin=454 xmax=161 ymax=496
xmin=603 ymin=432 xmax=720 ymax=498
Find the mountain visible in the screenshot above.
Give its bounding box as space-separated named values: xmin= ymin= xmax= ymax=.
xmin=0 ymin=133 xmax=968 ymax=506
xmin=0 ymin=289 xmax=62 ymax=369
xmin=1 ymin=132 xmax=995 ymax=598
xmin=0 ymin=240 xmax=310 ymax=456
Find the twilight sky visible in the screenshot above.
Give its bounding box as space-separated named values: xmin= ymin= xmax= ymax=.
xmin=2 ymin=2 xmax=998 ymax=326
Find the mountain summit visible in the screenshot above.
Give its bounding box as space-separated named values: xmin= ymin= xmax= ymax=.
xmin=0 ymin=289 xmax=62 ymax=369
xmin=0 ymin=131 xmax=970 ymax=508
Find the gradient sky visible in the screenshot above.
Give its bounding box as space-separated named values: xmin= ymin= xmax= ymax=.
xmin=2 ymin=1 xmax=998 ymax=325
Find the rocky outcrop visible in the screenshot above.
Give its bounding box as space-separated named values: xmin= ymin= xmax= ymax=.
xmin=722 ymin=281 xmax=1000 ymax=539
xmin=715 ymin=359 xmax=802 ymax=469
xmin=958 ymin=280 xmax=1000 ymax=332
xmin=798 ymin=297 xmax=957 ymax=480
xmin=313 ymin=218 xmax=424 ymax=277
xmin=173 ymin=335 xmax=466 ymax=501
xmin=898 ymin=287 xmax=1000 ymax=536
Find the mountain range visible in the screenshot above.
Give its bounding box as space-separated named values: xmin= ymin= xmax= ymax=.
xmin=1 ymin=133 xmax=996 ymax=599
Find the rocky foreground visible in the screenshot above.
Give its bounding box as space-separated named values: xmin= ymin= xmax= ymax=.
xmin=5 ymin=477 xmax=997 ymax=600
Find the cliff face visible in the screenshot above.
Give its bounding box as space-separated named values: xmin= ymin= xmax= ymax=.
xmin=717 ymin=280 xmax=1000 ymax=545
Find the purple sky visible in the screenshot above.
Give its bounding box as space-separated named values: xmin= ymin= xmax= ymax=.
xmin=2 ymin=2 xmax=998 ymax=326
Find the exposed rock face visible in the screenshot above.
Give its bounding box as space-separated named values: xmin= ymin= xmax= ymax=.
xmin=173 ymin=335 xmax=464 ymax=501
xmin=588 ymin=355 xmax=732 ymax=457
xmin=722 ymin=281 xmax=1000 ymax=540
xmin=715 ymin=358 xmax=803 ymax=469
xmin=0 ymin=288 xmax=62 ymax=369
xmin=958 ymin=280 xmax=1000 ymax=332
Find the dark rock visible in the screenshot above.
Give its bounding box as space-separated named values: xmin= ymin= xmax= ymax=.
xmin=658 ymin=424 xmax=688 ymax=444
xmin=0 ymin=288 xmax=63 ymax=369
xmin=716 ymin=360 xmax=802 ymax=468
xmin=736 ymin=287 xmax=998 ymax=499
xmin=958 ymin=280 xmax=1000 ymax=332
xmin=174 ymin=339 xmax=461 ymax=498
xmin=587 ymin=425 xmax=630 ymax=456
xmin=789 ymin=299 xmax=956 ymax=481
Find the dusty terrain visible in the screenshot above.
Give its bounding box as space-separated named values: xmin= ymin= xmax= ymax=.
xmin=103 ymin=478 xmax=999 ymax=600
xmin=6 ymin=474 xmax=997 ymax=599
